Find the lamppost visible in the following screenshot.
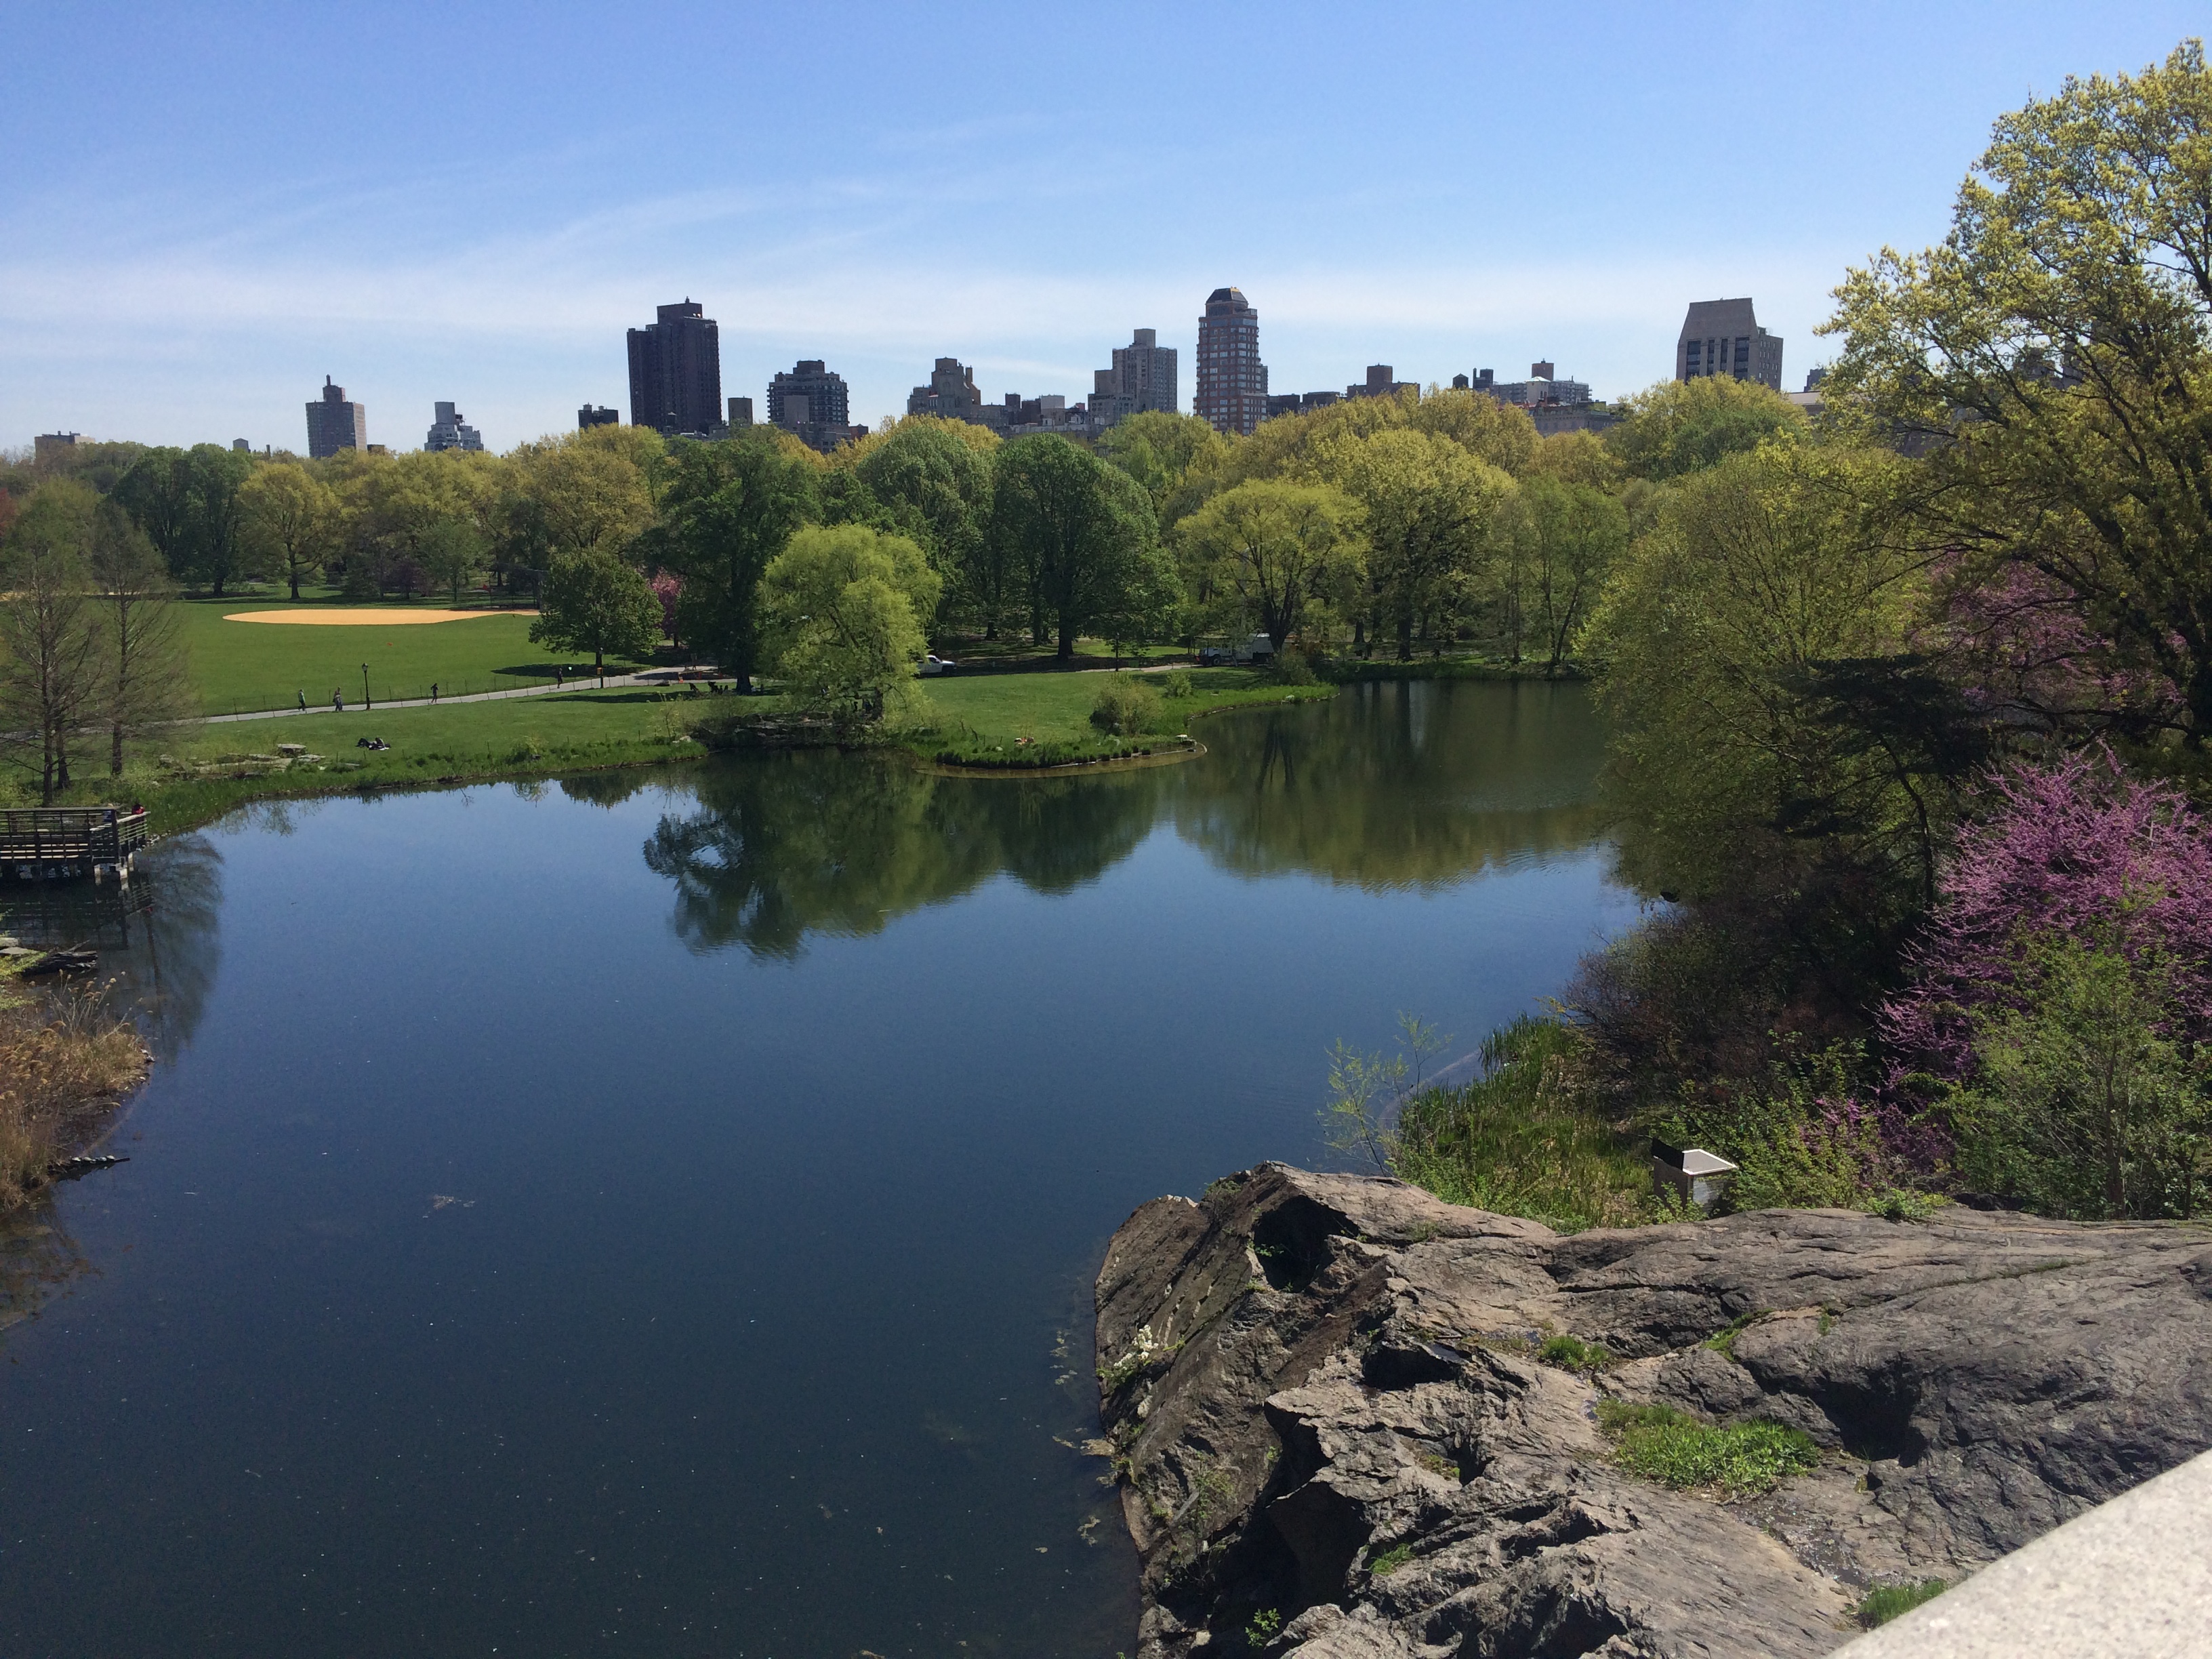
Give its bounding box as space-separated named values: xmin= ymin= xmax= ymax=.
xmin=361 ymin=663 xmax=371 ymax=711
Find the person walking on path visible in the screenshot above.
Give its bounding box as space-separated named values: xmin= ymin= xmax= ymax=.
xmin=297 ymin=691 xmax=306 ymax=712
xmin=430 ymin=682 xmax=439 ymax=703
xmin=333 ymin=689 xmax=344 ymax=712
xmin=554 ymin=666 xmax=563 ymax=690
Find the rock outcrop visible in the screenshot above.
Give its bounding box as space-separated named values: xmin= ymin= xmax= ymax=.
xmin=1094 ymin=1164 xmax=2212 ymax=1658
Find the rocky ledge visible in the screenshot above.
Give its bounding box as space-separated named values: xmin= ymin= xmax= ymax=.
xmin=1093 ymin=1164 xmax=2212 ymax=1658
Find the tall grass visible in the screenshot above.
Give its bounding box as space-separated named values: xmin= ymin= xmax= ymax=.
xmin=1391 ymin=1017 xmax=1660 ymax=1231
xmin=0 ymin=981 xmax=149 ymax=1211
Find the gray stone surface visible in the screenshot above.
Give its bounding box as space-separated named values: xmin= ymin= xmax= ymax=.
xmin=1832 ymin=1446 xmax=2212 ymax=1657
xmin=1094 ymin=1164 xmax=2212 ymax=1658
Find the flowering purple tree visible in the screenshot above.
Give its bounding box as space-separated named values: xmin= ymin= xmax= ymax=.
xmin=1881 ymin=747 xmax=2212 ymax=1084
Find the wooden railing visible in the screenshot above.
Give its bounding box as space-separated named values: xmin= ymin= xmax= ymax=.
xmin=0 ymin=808 xmax=150 ymax=874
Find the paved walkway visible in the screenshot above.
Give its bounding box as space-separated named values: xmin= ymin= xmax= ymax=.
xmin=203 ymin=672 xmax=668 ymax=724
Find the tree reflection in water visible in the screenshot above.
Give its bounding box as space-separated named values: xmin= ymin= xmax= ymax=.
xmin=639 ymin=680 xmax=1609 ymax=955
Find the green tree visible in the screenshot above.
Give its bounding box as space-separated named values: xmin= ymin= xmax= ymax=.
xmin=177 ymin=443 xmax=260 ymax=594
xmin=1824 ymin=39 xmax=2212 ymax=748
xmin=638 ymin=432 xmax=818 ymax=689
xmin=1491 ymin=474 xmax=1628 ymax=673
xmin=419 ymin=518 xmax=487 ymax=602
xmin=848 ymin=417 xmax=997 ymax=631
xmin=110 ymin=447 xmax=193 ymax=573
xmin=1607 ymin=376 xmax=1804 ymax=480
xmin=1950 ymin=927 xmax=2211 ymax=1218
xmin=87 ymin=502 xmax=192 ymax=773
xmin=1176 ymin=478 xmax=1364 ymax=648
xmin=1315 ymin=427 xmax=1510 ymax=659
xmin=0 ymin=483 xmax=105 ymax=800
xmin=758 ymin=524 xmax=942 ymax=720
xmin=1096 ymin=410 xmax=1231 ymax=523
xmin=988 ymin=436 xmax=1172 ymax=657
xmin=238 ymin=462 xmax=337 ymax=599
xmin=529 ymin=548 xmax=660 ymax=671
xmin=1581 ymin=443 xmax=1934 ymax=912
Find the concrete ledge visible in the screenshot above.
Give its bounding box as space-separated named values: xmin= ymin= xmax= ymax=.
xmin=1832 ymin=1446 xmax=2212 ymax=1657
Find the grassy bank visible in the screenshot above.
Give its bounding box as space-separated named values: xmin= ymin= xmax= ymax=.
xmin=912 ymin=666 xmax=1335 ymax=767
xmin=0 ymin=962 xmax=150 ymax=1212
xmin=7 ymin=662 xmax=1341 ymax=834
xmin=1326 ymin=653 xmax=1582 ymax=684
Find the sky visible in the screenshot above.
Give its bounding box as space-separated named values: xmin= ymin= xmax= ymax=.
xmin=3 ymin=3 xmax=2202 ymax=454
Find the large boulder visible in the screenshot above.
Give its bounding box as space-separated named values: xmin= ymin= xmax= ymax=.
xmin=1094 ymin=1164 xmax=2212 ymax=1658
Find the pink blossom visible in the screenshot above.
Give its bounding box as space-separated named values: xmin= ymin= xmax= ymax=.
xmin=1880 ymin=747 xmax=2212 ymax=1082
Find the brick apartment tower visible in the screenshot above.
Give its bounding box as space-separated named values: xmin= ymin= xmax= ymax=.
xmin=1195 ymin=287 xmax=1267 ymax=436
xmin=1675 ymin=298 xmax=1784 ymax=390
xmin=627 ymin=300 xmax=724 ymax=434
xmin=305 ymin=376 xmax=367 ymax=459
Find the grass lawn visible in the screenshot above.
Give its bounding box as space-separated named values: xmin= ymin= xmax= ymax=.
xmin=72 ymin=690 xmax=693 ymax=832
xmin=176 ymin=593 xmax=653 ymax=716
xmin=911 ymin=666 xmax=1334 ymax=765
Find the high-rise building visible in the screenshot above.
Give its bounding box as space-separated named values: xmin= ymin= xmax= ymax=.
xmin=33 ymin=432 xmax=85 ymax=467
xmin=1676 ymin=298 xmax=1783 ymax=390
xmin=769 ymin=359 xmax=865 ymax=452
xmin=907 ymin=358 xmax=985 ymax=422
xmin=578 ymin=405 xmax=620 ymax=430
xmin=305 ymin=376 xmax=367 ymax=459
xmin=729 ymin=396 xmax=754 ymax=428
xmin=627 ymin=300 xmax=724 ymax=435
xmin=1347 ymin=365 xmax=1416 ymax=401
xmin=1195 ymin=287 xmax=1267 ymax=436
xmin=1090 ymin=329 xmax=1178 ymax=428
xmin=425 ymin=401 xmax=485 ymax=452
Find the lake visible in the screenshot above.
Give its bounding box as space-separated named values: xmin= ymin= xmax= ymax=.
xmin=0 ymin=679 xmax=1635 ymax=1658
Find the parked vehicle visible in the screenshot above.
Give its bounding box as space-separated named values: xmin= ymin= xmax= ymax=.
xmin=1200 ymin=634 xmax=1278 ymax=666
xmin=920 ymin=654 xmax=958 ymax=676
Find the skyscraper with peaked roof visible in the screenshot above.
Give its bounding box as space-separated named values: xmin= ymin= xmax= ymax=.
xmin=627 ymin=300 xmax=724 ymax=434
xmin=1195 ymin=287 xmax=1267 ymax=436
xmin=305 ymin=376 xmax=367 ymax=459
xmin=1675 ymin=298 xmax=1784 ymax=390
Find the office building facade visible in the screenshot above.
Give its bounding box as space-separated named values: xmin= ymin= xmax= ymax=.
xmin=628 ymin=300 xmax=724 ymax=435
xmin=1195 ymin=287 xmax=1267 ymax=436
xmin=306 ymin=376 xmax=367 ymax=459
xmin=1676 ymin=298 xmax=1784 ymax=390
xmin=769 ymin=360 xmax=866 ymax=453
xmin=728 ymin=396 xmax=754 ymax=428
xmin=424 ymin=401 xmax=485 ymax=452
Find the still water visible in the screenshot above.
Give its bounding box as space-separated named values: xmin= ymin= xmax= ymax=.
xmin=0 ymin=680 xmax=1633 ymax=1658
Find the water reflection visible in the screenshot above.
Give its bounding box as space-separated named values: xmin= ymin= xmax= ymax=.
xmin=642 ymin=681 xmax=1607 ymax=953
xmin=0 ymin=834 xmax=224 ymax=1063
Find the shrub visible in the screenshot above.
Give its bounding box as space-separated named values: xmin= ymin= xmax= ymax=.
xmin=0 ymin=982 xmax=148 ymax=1212
xmin=1881 ymin=751 xmax=2212 ymax=1218
xmin=1090 ymin=674 xmax=1164 ymax=736
xmin=1159 ymin=668 xmax=1194 ymax=699
xmin=1267 ymin=649 xmax=1318 ymax=685
xmin=1391 ymin=1018 xmax=1656 ymax=1231
xmin=1595 ymin=1399 xmax=1819 ymax=1494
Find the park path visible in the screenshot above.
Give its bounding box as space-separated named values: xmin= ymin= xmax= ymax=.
xmin=203 ymin=672 xmax=661 ymax=724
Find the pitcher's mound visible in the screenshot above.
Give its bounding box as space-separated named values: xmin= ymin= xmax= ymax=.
xmin=225 ymin=609 xmax=534 ymax=625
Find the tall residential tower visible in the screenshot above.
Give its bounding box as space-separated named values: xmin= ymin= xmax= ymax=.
xmin=627 ymin=300 xmax=724 ymax=434
xmin=1195 ymin=287 xmax=1267 ymax=436
xmin=1092 ymin=328 xmax=1179 ymax=428
xmin=1675 ymin=298 xmax=1783 ymax=390
xmin=305 ymin=376 xmax=367 ymax=459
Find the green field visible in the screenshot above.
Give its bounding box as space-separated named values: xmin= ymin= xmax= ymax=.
xmin=176 ymin=595 xmax=654 ymax=716
xmin=917 ymin=668 xmax=1330 ymax=760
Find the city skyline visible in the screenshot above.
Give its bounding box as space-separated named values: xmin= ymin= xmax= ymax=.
xmin=3 ymin=4 xmax=2198 ymax=451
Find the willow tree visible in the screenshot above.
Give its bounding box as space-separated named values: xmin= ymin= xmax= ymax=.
xmin=1824 ymin=39 xmax=2212 ymax=747
xmin=1175 ymin=478 xmax=1363 ymax=648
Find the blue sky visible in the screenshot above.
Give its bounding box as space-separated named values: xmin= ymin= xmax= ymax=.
xmin=3 ymin=3 xmax=2200 ymax=453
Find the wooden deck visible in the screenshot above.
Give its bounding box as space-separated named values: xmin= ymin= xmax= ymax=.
xmin=0 ymin=808 xmax=150 ymax=880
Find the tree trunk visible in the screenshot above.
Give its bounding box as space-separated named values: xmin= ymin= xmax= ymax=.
xmin=1396 ymin=611 xmax=1413 ymax=662
xmin=111 ymin=722 xmax=125 ymax=777
xmin=1057 ymin=617 xmax=1076 ymax=660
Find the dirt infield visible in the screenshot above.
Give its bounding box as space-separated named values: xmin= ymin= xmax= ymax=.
xmin=224 ymin=609 xmax=535 ymax=626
